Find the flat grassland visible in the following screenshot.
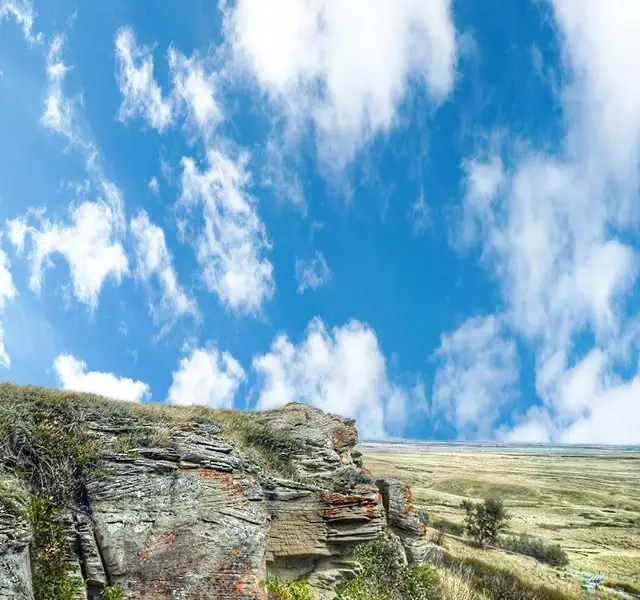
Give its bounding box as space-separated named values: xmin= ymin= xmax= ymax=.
xmin=360 ymin=443 xmax=640 ymax=595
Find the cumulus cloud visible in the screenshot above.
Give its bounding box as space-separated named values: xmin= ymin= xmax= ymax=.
xmin=432 ymin=315 xmax=519 ymax=438
xmin=54 ymin=353 xmax=150 ymax=402
xmin=10 ymin=201 xmax=128 ymax=308
xmin=130 ymin=209 xmax=198 ymax=322
xmin=458 ymin=0 xmax=640 ymax=443
xmin=115 ymin=27 xmax=174 ymax=131
xmin=168 ymin=346 xmax=245 ymax=408
xmin=178 ymin=149 xmax=274 ymax=314
xmin=253 ymin=318 xmax=406 ymax=438
xmin=295 ymin=252 xmax=331 ymax=293
xmin=224 ymin=0 xmax=457 ymax=168
xmin=0 ymin=0 xmax=41 ymax=43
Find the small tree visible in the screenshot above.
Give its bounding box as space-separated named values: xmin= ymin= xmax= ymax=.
xmin=461 ymin=497 xmax=509 ymax=546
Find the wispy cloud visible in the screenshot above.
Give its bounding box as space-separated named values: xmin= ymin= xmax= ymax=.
xmin=0 ymin=0 xmax=41 ymax=44
xmin=130 ymin=209 xmax=198 ymax=324
xmin=115 ymin=27 xmax=174 ymax=131
xmin=458 ymin=0 xmax=640 ymax=443
xmin=432 ymin=315 xmax=519 ymax=439
xmin=295 ymin=251 xmax=331 ymax=293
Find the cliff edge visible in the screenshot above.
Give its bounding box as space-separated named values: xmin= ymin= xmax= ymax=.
xmin=0 ymin=384 xmax=427 ymax=600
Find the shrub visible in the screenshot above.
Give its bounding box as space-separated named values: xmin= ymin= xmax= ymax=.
xmin=338 ymin=535 xmax=440 ymax=600
xmin=497 ymin=535 xmax=569 ymax=567
xmin=461 ymin=498 xmax=509 ymax=546
xmin=266 ymin=578 xmax=314 ymax=600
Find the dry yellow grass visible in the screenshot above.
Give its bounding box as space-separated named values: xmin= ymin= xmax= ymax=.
xmin=436 ymin=566 xmax=491 ymax=600
xmin=360 ymin=443 xmax=640 ymax=594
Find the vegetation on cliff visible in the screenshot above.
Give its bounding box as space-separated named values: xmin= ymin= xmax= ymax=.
xmin=0 ymin=383 xmax=313 ymax=599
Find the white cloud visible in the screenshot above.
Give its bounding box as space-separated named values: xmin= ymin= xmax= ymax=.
xmin=552 ymin=0 xmax=640 ymax=200
xmin=168 ymin=346 xmax=245 ymax=408
xmin=253 ymin=317 xmax=406 ymax=438
xmin=0 ymin=0 xmax=41 ymax=44
xmin=13 ymin=36 xmax=131 ymax=310
xmin=262 ymin=135 xmax=306 ymax=209
xmin=178 ymin=149 xmax=274 ymax=315
xmin=0 ymin=326 xmax=9 ymax=369
xmin=458 ymin=1 xmax=640 ymax=443
xmin=7 ymin=214 xmax=31 ymax=252
xmin=432 ymin=315 xmax=519 ymax=438
xmin=0 ymin=243 xmax=17 ymax=368
xmin=295 ymin=251 xmax=331 ymax=293
xmin=148 ymin=176 xmax=160 ymax=195
xmin=225 ymin=0 xmax=458 ymax=168
xmin=0 ymin=244 xmax=17 ymax=312
xmin=459 ymin=154 xmax=504 ymax=246
xmin=54 ymin=353 xmax=150 ymax=402
xmin=41 ymin=35 xmax=74 ymax=141
xmin=168 ymin=48 xmax=222 ymax=138
xmin=13 ymin=201 xmax=128 ymax=308
xmin=115 ymin=27 xmax=174 ymax=131
xmin=130 ymin=210 xmax=198 ymax=322
xmin=407 ymin=189 xmax=430 ymax=235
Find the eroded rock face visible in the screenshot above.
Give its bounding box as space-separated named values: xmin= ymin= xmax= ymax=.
xmin=85 ymin=421 xmax=269 ymax=600
xmin=0 ymin=401 xmax=427 ymax=599
xmin=376 ymin=478 xmax=429 ymax=563
xmin=0 ymin=477 xmax=33 ymax=600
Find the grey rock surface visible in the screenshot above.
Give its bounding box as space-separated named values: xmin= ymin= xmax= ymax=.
xmin=0 ymin=401 xmax=430 ymax=599
xmin=376 ymin=478 xmax=429 ymax=564
xmin=0 ymin=477 xmax=34 ymax=600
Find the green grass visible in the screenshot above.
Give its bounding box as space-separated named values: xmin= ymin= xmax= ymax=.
xmin=101 ymin=584 xmax=128 ymax=600
xmin=266 ymin=578 xmax=314 ymax=600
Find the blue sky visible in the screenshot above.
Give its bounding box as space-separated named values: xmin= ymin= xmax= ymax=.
xmin=1 ymin=0 xmax=639 ymax=443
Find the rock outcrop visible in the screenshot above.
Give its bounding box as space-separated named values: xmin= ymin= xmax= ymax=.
xmin=0 ymin=478 xmax=33 ymax=600
xmin=376 ymin=478 xmax=430 ymax=564
xmin=0 ymin=386 xmax=427 ymax=599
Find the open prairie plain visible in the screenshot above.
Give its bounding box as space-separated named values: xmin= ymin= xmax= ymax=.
xmin=360 ymin=443 xmax=640 ymax=596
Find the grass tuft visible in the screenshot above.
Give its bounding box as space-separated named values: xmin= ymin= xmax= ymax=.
xmin=266 ymin=577 xmax=314 ymax=600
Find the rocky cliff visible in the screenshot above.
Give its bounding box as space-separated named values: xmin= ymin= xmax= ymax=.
xmin=0 ymin=384 xmax=428 ymax=600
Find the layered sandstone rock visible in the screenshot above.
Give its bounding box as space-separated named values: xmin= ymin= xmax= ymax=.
xmin=376 ymin=478 xmax=430 ymax=564
xmin=0 ymin=393 xmax=426 ymax=599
